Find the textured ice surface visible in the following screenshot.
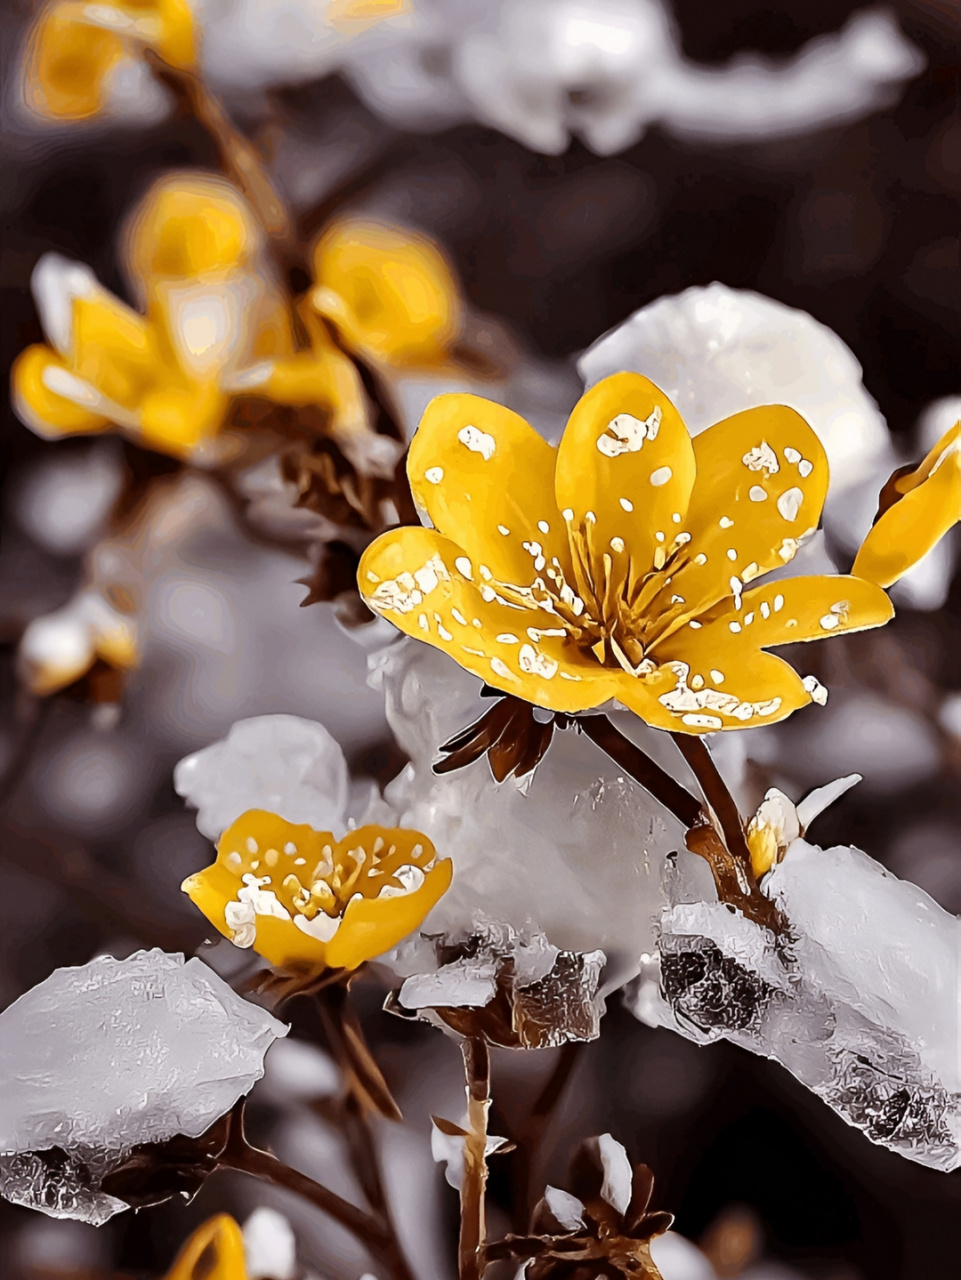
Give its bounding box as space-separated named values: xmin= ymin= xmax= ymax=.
xmin=631 ymin=840 xmax=961 ymax=1170
xmin=174 ymin=713 xmax=351 ymax=840
xmin=367 ymin=639 xmax=684 ymax=984
xmin=0 ymin=950 xmax=287 ymax=1223
xmin=579 ymin=283 xmax=895 ymax=550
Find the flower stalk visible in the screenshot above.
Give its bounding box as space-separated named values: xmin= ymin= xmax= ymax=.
xmin=459 ymin=1036 xmax=492 ymax=1280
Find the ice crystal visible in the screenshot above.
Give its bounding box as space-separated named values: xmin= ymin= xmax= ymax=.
xmin=0 ymin=950 xmax=287 ymax=1223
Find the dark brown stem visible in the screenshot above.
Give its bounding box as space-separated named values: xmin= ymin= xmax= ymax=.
xmin=669 ymin=733 xmax=752 ymax=870
xmin=459 ymin=1037 xmax=491 ymax=1280
xmin=577 ymin=716 xmax=702 ymax=829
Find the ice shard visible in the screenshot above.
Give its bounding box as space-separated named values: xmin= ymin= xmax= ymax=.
xmin=0 ymin=949 xmax=287 ymax=1223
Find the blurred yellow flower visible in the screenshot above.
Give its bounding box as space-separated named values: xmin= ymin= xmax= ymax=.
xmin=312 ymin=219 xmax=461 ymax=369
xmin=18 ymin=588 xmax=138 ymax=697
xmin=12 ymin=173 xmax=290 ymax=460
xmin=163 ymin=1215 xmax=247 ymax=1280
xmin=357 ymin=372 xmax=936 ymax=735
xmin=183 ymin=810 xmax=453 ymax=973
xmin=853 ymin=420 xmax=961 ymax=588
xmin=24 ymin=0 xmax=196 ymax=122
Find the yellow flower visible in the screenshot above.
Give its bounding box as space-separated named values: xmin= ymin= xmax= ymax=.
xmin=12 ymin=173 xmax=290 ymax=459
xmin=853 ymin=419 xmax=961 ymax=588
xmin=183 ymin=810 xmax=453 ymax=973
xmin=18 ymin=589 xmax=138 ymax=696
xmin=311 ymin=219 xmax=461 ymax=368
xmin=24 ymin=0 xmax=197 ymax=122
xmin=357 ymin=373 xmax=924 ymax=735
xmin=163 ymin=1215 xmax=247 ymax=1280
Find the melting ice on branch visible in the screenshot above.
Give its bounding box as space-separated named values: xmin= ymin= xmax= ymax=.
xmin=632 ymin=835 xmax=961 ymax=1172
xmin=0 ymin=949 xmax=287 ymax=1224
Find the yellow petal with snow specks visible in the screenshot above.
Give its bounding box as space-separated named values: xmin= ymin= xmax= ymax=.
xmin=326 ymin=855 xmax=452 ymax=970
xmin=408 ymin=392 xmax=571 ymax=587
xmin=11 ymin=345 xmax=110 ymax=438
xmin=25 ymin=11 xmax=124 ymax=121
xmin=655 ymin=575 xmax=893 ymax=668
xmin=359 ymin=525 xmax=620 ymax=711
xmin=555 ymin=373 xmax=696 ymax=582
xmin=621 ymin=650 xmax=812 ymax=735
xmin=124 ymin=173 xmax=260 ymax=287
xmin=163 ymin=1214 xmax=247 ymax=1280
xmin=853 ymin=422 xmax=961 ymax=588
xmin=654 ymin=406 xmax=829 ymax=637
xmin=183 ymin=811 xmax=452 ymax=974
xmin=312 ymin=219 xmax=460 ymax=367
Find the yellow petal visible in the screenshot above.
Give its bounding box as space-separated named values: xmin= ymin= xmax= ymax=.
xmin=151 ymin=0 xmax=198 ymax=69
xmin=359 ymin=525 xmax=620 ymax=712
xmin=11 ymin=345 xmax=110 ymax=438
xmin=312 ymin=219 xmax=460 ymax=366
xmin=124 ymin=173 xmax=260 ymax=286
xmin=163 ymin=1215 xmax=247 ymax=1280
xmin=71 ymin=290 xmax=158 ymax=411
xmin=408 ymin=391 xmax=571 ymax=586
xmin=555 ymin=373 xmax=696 ymax=581
xmin=138 ymin=380 xmax=228 ymax=456
xmin=655 ymin=574 xmax=893 ymax=663
xmin=655 ymin=406 xmax=829 ymax=635
xmin=618 ymin=650 xmax=811 ymax=735
xmin=326 ymin=857 xmax=452 ymax=969
xmin=25 ymin=11 xmax=123 ymax=121
xmin=853 ymin=422 xmax=961 ymax=587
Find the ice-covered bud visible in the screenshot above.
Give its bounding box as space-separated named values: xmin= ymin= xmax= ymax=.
xmin=0 ymin=950 xmax=287 ymax=1224
xmin=635 ymin=839 xmax=961 ymax=1171
xmin=746 ymin=774 xmax=860 ymax=877
xmin=578 ymin=284 xmax=896 ymax=550
xmin=18 ymin=589 xmax=138 ymax=696
xmin=174 ymin=714 xmax=351 ymax=841
xmin=243 ymin=1206 xmax=297 ymax=1280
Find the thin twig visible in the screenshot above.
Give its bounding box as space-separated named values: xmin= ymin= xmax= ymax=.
xmin=669 ymin=732 xmax=752 ymax=870
xmin=218 ymin=1105 xmax=385 ymax=1245
xmin=459 ymin=1037 xmax=491 ymax=1280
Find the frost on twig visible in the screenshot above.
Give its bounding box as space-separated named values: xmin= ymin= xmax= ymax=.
xmin=630 ymin=838 xmax=961 ymax=1171
xmin=388 ymin=917 xmax=607 ymax=1049
xmin=0 ymin=950 xmax=287 ymax=1223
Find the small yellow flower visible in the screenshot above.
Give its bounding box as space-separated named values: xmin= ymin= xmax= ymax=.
xmin=18 ymin=589 xmax=138 ymax=696
xmin=311 ymin=219 xmax=461 ymax=369
xmin=24 ymin=0 xmax=197 ymax=122
xmin=12 ymin=173 xmax=289 ymax=459
xmin=163 ymin=1215 xmax=247 ymax=1280
xmin=183 ymin=810 xmax=453 ymax=973
xmin=357 ymin=373 xmax=934 ymax=735
xmin=853 ymin=420 xmax=961 ymax=588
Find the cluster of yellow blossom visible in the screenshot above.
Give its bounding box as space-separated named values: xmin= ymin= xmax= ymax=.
xmin=12 ymin=174 xmax=461 ymax=463
xmin=183 ymin=809 xmax=452 ymax=973
xmin=359 ymin=373 xmax=960 ymax=735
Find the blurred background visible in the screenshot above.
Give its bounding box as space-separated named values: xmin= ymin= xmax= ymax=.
xmin=1 ymin=0 xmax=959 ymax=1277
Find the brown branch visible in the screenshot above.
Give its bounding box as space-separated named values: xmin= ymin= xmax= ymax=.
xmin=459 ymin=1037 xmax=491 ymax=1280
xmin=217 ymin=1103 xmax=386 ymax=1246
xmin=669 ymin=733 xmax=752 ymax=870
